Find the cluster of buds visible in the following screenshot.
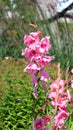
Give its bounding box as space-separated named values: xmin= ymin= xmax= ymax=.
xmin=49 ymin=79 xmax=70 ymax=130
xmin=34 ymin=116 xmax=51 ymax=130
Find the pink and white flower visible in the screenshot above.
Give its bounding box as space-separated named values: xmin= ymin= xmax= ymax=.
xmin=50 ymin=80 xmax=65 ymax=94
xmin=22 ymin=48 xmax=39 ymax=61
xmin=34 ymin=118 xmax=44 ymax=130
xmin=43 ymin=115 xmax=51 ymax=125
xmin=30 ymin=31 xmax=42 ymax=39
xmin=54 ymin=109 xmax=69 ymax=127
xmin=40 ymin=69 xmax=50 ymax=82
xmin=24 ymin=62 xmax=41 ymax=75
xmin=39 ymin=36 xmax=51 ymax=54
xmin=24 ymin=35 xmax=35 ymax=46
xmin=36 ymin=55 xmax=54 ymax=68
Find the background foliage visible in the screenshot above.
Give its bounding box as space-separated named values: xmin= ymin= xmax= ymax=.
xmin=0 ymin=0 xmax=73 ymax=68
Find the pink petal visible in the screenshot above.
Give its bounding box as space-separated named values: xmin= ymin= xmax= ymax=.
xmin=30 ymin=31 xmax=42 ymax=38
xmin=32 ymin=74 xmax=37 ymax=86
xmin=43 ymin=115 xmax=51 ymax=125
xmin=34 ymin=118 xmax=44 ymax=130
xmin=24 ymin=62 xmax=41 ymax=75
xmin=40 ymin=69 xmax=50 ymax=82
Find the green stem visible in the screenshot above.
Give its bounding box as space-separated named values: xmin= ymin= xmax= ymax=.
xmin=32 ymin=94 xmax=36 ymax=130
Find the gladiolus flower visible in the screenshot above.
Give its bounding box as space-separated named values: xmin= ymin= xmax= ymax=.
xmin=34 ymin=118 xmax=44 ymax=130
xmin=39 ymin=36 xmax=51 ymax=54
xmin=43 ymin=115 xmax=51 ymax=125
xmin=24 ymin=35 xmax=35 ymax=46
xmin=40 ymin=69 xmax=50 ymax=82
xmin=22 ymin=48 xmax=39 ymax=60
xmin=30 ymin=31 xmax=42 ymax=38
xmin=24 ymin=62 xmax=41 ymax=75
xmin=50 ymin=80 xmax=65 ymax=94
xmin=54 ymin=109 xmax=69 ymax=126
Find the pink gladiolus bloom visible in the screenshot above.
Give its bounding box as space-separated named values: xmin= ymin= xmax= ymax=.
xmin=24 ymin=37 xmax=40 ymax=51
xmin=34 ymin=118 xmax=44 ymax=130
xmin=51 ymin=100 xmax=56 ymax=106
xmin=49 ymin=91 xmax=56 ymax=101
xmin=36 ymin=55 xmax=54 ymax=68
xmin=24 ymin=62 xmax=41 ymax=75
xmin=57 ymin=97 xmax=68 ymax=109
xmin=39 ymin=36 xmax=51 ymax=54
xmin=28 ymin=39 xmax=40 ymax=50
xmin=24 ymin=35 xmax=35 ymax=46
xmin=40 ymin=69 xmax=50 ymax=82
xmin=49 ymin=79 xmax=70 ymax=112
xmin=43 ymin=115 xmax=51 ymax=125
xmin=52 ymin=124 xmax=57 ymax=130
xmin=49 ymin=92 xmax=68 ymax=108
xmin=22 ymin=48 xmax=39 ymax=61
xmin=30 ymin=31 xmax=42 ymax=39
xmin=50 ymin=80 xmax=65 ymax=94
xmin=52 ymin=124 xmax=66 ymax=130
xmin=54 ymin=109 xmax=69 ymax=125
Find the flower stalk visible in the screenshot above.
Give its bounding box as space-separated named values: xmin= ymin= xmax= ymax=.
xmin=22 ymin=26 xmax=72 ymax=130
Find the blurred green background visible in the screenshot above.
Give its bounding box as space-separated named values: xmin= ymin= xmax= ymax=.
xmin=0 ymin=0 xmax=73 ymax=68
